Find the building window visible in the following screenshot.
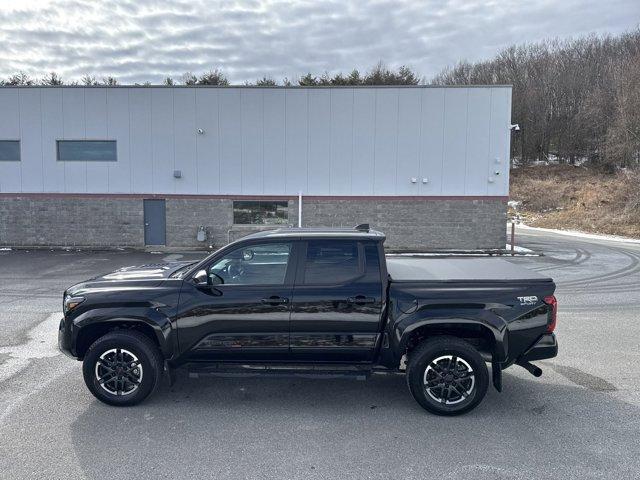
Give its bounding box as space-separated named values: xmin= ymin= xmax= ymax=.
xmin=0 ymin=140 xmax=20 ymax=161
xmin=57 ymin=140 xmax=117 ymax=162
xmin=233 ymin=201 xmax=288 ymax=225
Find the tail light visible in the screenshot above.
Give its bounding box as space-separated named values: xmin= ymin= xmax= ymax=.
xmin=543 ymin=295 xmax=557 ymax=333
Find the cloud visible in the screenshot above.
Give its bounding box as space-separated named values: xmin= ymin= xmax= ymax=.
xmin=0 ymin=0 xmax=638 ymax=84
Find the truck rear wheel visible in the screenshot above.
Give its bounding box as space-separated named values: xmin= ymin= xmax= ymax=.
xmin=82 ymin=330 xmax=163 ymax=406
xmin=406 ymin=336 xmax=489 ymax=415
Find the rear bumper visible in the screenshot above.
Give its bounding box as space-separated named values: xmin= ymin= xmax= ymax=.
xmin=519 ymin=333 xmax=558 ymax=362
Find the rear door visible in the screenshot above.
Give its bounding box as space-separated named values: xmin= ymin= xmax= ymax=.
xmin=289 ymin=240 xmax=384 ymax=363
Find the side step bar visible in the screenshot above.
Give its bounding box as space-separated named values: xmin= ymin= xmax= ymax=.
xmin=183 ymin=363 xmax=376 ymax=381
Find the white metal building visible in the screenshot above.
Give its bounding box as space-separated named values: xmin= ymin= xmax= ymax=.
xmin=0 ymin=86 xmax=511 ymax=250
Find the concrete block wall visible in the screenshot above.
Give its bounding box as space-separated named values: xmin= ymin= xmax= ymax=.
xmin=0 ymin=197 xmax=143 ymax=247
xmin=0 ymin=196 xmax=506 ymax=250
xmin=297 ymin=198 xmax=507 ymax=250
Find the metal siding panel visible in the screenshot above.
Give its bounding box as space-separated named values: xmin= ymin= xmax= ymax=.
xmin=330 ymin=89 xmax=353 ymax=195
xmin=0 ymin=89 xmax=20 ymax=137
xmin=262 ymin=89 xmax=286 ymax=194
xmin=373 ymin=89 xmax=398 ymax=195
xmin=441 ymin=88 xmax=468 ymax=195
xmin=151 ymin=88 xmax=175 ymax=193
xmin=396 ymin=89 xmax=421 ymax=195
xmin=0 ymin=89 xmax=22 ymax=191
xmin=18 ymin=89 xmax=43 ymax=192
xmin=62 ymin=89 xmax=86 ymax=192
xmin=195 ymin=89 xmax=221 ymax=194
xmin=464 ymin=88 xmax=491 ymax=195
xmin=41 ymin=89 xmax=65 ymax=192
xmin=240 ymin=90 xmax=264 ymax=194
xmin=219 ymin=89 xmax=242 ymax=194
xmin=130 ymin=89 xmax=153 ymax=193
xmin=107 ymin=89 xmax=132 ymax=193
xmin=488 ymin=88 xmax=511 ymax=196
xmin=285 ymin=89 xmax=308 ymax=193
xmin=307 ymin=89 xmax=331 ymax=195
xmin=173 ymin=88 xmax=197 ymax=194
xmin=84 ymin=89 xmax=109 ymax=192
xmin=351 ymin=89 xmax=375 ymax=195
xmin=419 ymin=89 xmax=445 ymax=195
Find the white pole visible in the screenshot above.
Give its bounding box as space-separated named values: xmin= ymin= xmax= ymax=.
xmin=298 ymin=191 xmax=302 ymax=228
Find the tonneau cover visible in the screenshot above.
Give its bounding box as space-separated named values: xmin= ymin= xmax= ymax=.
xmin=386 ymin=256 xmax=552 ymax=283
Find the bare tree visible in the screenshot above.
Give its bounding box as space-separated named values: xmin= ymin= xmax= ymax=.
xmin=197 ymin=69 xmax=229 ymax=85
xmin=81 ymin=75 xmax=98 ymax=86
xmin=41 ymin=72 xmax=63 ymax=85
xmin=255 ymin=76 xmax=277 ymax=86
xmin=181 ymin=72 xmax=197 ymax=85
xmin=4 ymin=72 xmax=34 ymax=85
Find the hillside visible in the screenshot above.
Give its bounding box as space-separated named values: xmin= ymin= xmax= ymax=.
xmin=509 ymin=165 xmax=640 ymax=238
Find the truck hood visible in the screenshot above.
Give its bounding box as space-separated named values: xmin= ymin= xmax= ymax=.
xmin=65 ymin=261 xmax=195 ymax=296
xmin=92 ymin=261 xmax=195 ymax=282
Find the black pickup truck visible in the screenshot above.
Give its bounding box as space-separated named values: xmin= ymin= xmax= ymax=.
xmin=58 ymin=226 xmax=558 ymax=415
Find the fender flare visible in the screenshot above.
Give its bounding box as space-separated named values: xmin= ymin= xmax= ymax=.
xmin=72 ymin=307 xmax=174 ymax=358
xmin=395 ymin=316 xmax=508 ymax=362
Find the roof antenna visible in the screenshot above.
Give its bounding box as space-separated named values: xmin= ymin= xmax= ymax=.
xmin=354 ymin=223 xmax=370 ymax=232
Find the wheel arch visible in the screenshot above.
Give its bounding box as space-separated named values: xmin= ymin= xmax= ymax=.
xmin=75 ymin=318 xmax=166 ymax=360
xmin=399 ymin=318 xmax=505 ymax=363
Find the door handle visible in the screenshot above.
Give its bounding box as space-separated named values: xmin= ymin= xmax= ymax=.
xmin=347 ymin=296 xmax=376 ymax=305
xmin=261 ymin=296 xmax=289 ymax=305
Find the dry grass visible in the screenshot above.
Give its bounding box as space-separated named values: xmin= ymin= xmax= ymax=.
xmin=510 ymin=165 xmax=640 ymax=238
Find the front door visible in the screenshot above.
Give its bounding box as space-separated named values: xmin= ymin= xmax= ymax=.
xmin=289 ymin=240 xmax=384 ymax=363
xmin=143 ymin=199 xmax=166 ymax=246
xmin=176 ymin=241 xmax=297 ymax=362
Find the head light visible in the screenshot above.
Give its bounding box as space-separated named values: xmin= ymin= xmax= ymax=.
xmin=64 ymin=295 xmax=85 ymax=314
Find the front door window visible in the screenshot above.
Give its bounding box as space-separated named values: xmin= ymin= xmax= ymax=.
xmin=209 ymin=243 xmax=291 ymax=286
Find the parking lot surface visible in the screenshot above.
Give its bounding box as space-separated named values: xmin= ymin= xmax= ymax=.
xmin=1 ymin=228 xmax=639 ymax=479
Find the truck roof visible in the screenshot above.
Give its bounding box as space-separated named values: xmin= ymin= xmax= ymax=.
xmin=241 ymin=227 xmax=386 ymax=241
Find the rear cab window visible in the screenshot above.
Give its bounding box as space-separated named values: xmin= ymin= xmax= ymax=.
xmin=301 ymin=239 xmax=383 ymax=285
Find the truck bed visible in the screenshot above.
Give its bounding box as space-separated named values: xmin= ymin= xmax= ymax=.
xmin=386 ymin=256 xmax=552 ymax=283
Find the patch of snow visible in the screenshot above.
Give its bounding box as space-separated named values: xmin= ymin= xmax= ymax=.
xmin=518 ymin=224 xmax=640 ymax=244
xmin=0 ymin=313 xmax=62 ymax=384
xmin=0 ymin=247 xmax=12 ymax=251
xmin=505 ymin=244 xmax=538 ymax=256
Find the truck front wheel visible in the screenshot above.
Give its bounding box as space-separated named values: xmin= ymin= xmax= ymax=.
xmin=406 ymin=336 xmax=489 ymax=415
xmin=82 ymin=330 xmax=164 ymax=406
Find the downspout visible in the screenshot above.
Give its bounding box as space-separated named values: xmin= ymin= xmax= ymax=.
xmin=298 ymin=191 xmax=302 ymax=228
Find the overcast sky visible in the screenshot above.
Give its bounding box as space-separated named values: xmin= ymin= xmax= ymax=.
xmin=0 ymin=0 xmax=638 ymax=84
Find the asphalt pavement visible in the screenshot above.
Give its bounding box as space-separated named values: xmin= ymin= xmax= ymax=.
xmin=1 ymin=228 xmax=639 ymax=479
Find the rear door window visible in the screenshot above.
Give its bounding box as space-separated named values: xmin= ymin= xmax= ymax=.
xmin=303 ymin=240 xmax=361 ymax=285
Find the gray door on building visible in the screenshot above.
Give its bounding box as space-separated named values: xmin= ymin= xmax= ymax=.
xmin=143 ymin=199 xmax=166 ymax=245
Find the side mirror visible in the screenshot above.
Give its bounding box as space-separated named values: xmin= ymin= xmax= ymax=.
xmin=242 ymin=249 xmax=254 ymax=261
xmin=193 ymin=269 xmax=208 ymax=285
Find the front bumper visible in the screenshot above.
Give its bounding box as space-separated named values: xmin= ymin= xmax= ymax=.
xmin=519 ymin=333 xmax=558 ymax=362
xmin=58 ymin=316 xmax=77 ymax=359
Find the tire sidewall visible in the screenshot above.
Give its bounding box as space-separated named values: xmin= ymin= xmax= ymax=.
xmin=407 ymin=339 xmax=489 ymax=416
xmin=83 ymin=333 xmax=159 ymax=406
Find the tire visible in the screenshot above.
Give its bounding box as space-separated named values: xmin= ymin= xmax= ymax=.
xmin=406 ymin=336 xmax=489 ymax=416
xmin=82 ymin=330 xmax=164 ymax=406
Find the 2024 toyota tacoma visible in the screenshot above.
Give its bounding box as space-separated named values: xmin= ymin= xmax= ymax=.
xmin=58 ymin=225 xmax=558 ymax=415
